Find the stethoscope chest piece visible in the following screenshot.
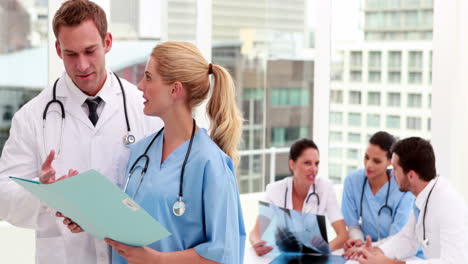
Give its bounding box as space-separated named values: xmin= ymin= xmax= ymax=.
xmin=173 ymin=197 xmax=186 ymax=216
xmin=422 ymin=238 xmax=429 ymax=248
xmin=124 ymin=134 xmax=136 ymax=145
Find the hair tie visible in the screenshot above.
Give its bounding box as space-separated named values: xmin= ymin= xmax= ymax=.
xmin=208 ymin=63 xmax=213 ymax=75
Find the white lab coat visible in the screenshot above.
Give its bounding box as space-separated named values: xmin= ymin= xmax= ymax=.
xmin=0 ymin=71 xmax=163 ymax=264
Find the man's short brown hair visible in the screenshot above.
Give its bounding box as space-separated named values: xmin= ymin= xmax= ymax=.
xmin=52 ymin=0 xmax=107 ymax=40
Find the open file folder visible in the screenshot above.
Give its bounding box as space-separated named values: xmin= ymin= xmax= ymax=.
xmin=10 ymin=169 xmax=171 ymax=247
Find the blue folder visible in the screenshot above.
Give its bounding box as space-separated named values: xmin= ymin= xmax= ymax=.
xmin=10 ymin=169 xmax=171 ymax=247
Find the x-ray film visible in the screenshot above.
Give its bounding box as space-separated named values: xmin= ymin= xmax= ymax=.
xmin=269 ymin=253 xmax=347 ymax=264
xmin=258 ymin=201 xmax=331 ymax=255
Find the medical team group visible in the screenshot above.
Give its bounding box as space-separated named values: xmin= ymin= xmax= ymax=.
xmin=249 ymin=132 xmax=468 ymax=264
xmin=0 ymin=0 xmax=466 ymax=264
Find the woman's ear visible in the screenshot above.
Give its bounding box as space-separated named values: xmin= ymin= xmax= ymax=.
xmin=288 ymin=159 xmax=295 ymax=173
xmin=171 ymin=81 xmax=185 ymax=98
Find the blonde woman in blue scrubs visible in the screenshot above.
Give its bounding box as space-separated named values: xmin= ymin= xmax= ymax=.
xmin=105 ymin=42 xmax=245 ymax=264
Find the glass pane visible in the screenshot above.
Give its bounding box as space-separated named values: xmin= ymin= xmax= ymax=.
xmin=212 ymin=0 xmax=314 ymax=193
xmin=367 ymin=92 xmax=381 ymax=106
xmin=366 ymin=114 xmax=380 ymax=128
xmin=0 ymin=1 xmax=47 ymax=152
xmin=386 ymin=115 xmax=401 ymax=129
xmin=330 ymin=0 xmax=433 ymax=184
xmin=348 ymin=113 xmax=361 ymax=126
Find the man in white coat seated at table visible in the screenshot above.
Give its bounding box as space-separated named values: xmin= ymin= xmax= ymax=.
xmin=344 ymin=137 xmax=468 ymax=264
xmin=0 ymin=0 xmax=161 ymax=263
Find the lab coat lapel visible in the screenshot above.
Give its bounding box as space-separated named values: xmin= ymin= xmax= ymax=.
xmin=95 ymin=75 xmax=121 ymax=131
xmin=55 ymin=76 xmax=95 ymax=130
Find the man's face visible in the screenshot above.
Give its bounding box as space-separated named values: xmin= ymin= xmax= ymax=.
xmin=391 ymin=153 xmax=411 ymax=192
xmin=55 ymin=19 xmax=111 ymax=96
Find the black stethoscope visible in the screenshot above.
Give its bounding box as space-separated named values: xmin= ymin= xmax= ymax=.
xmin=123 ymin=119 xmax=196 ymax=217
xmin=42 ymin=73 xmax=135 ymax=157
xmin=420 ymin=177 xmax=438 ymax=248
xmin=359 ymin=171 xmax=393 ymax=240
xmin=284 ymin=181 xmax=320 ymax=211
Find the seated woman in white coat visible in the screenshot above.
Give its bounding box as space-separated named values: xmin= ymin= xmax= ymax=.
xmin=249 ymin=138 xmax=349 ymax=256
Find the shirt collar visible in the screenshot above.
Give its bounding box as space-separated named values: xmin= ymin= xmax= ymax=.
xmin=64 ymin=70 xmax=112 ymax=105
xmin=415 ymin=178 xmax=437 ymax=210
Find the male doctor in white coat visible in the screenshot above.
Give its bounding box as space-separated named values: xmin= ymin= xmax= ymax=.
xmin=0 ymin=0 xmax=162 ymax=263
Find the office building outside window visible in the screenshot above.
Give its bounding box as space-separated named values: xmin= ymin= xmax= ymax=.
xmin=408 ymin=93 xmax=422 ymax=108
xmin=386 ymin=115 xmax=401 ymax=129
xmin=348 ymin=113 xmax=362 ymax=126
xmin=387 ymin=92 xmax=401 ymax=107
xmin=407 ymin=117 xmax=422 ymax=130
xmin=330 ymin=90 xmax=344 ymax=104
xmin=367 ymin=91 xmax=381 ymax=106
xmin=367 ymin=113 xmax=381 ymax=128
xmin=349 ymin=91 xmax=362 ymax=104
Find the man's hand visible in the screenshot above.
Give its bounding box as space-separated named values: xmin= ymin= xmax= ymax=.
xmin=343 ymin=235 xmax=373 ymax=260
xmin=56 ymin=212 xmax=84 ymax=233
xmin=344 ymin=238 xmax=364 ymax=250
xmin=39 ymin=150 xmax=57 ymax=184
xmin=357 ymin=247 xmax=402 ymax=264
xmin=40 ymin=150 xmax=79 ymax=184
xmin=252 ymin=240 xmax=273 ymax=256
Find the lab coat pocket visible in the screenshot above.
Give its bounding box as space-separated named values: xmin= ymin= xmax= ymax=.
xmin=36 ymin=236 xmax=66 ymax=260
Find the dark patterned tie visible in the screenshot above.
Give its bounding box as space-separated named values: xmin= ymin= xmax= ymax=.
xmin=85 ymin=97 xmax=102 ymax=126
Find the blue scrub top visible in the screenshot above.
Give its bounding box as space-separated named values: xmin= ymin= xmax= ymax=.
xmin=341 ymin=169 xmax=414 ymax=242
xmin=113 ymin=128 xmax=246 ymax=264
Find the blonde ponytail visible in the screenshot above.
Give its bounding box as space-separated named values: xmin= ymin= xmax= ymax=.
xmin=207 ymin=65 xmax=243 ymax=167
xmin=151 ymin=41 xmax=242 ymax=167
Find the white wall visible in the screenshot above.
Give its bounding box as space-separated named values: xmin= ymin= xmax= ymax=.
xmin=0 ymin=222 xmax=35 ymax=263
xmin=431 ymin=0 xmax=468 ymax=203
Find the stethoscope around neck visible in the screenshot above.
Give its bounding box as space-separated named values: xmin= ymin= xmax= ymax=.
xmin=420 ymin=176 xmax=439 ymax=248
xmin=124 ymin=119 xmax=196 ymax=217
xmin=42 ymin=73 xmax=135 ymax=158
xmin=284 ymin=180 xmax=320 ymax=212
xmin=359 ymin=170 xmax=393 ymax=241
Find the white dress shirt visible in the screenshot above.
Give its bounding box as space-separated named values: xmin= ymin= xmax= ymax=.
xmin=379 ymin=177 xmax=468 ymax=264
xmin=264 ymin=176 xmax=343 ymax=223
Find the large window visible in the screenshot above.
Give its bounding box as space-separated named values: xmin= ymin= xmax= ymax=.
xmin=0 ymin=1 xmax=47 ymax=152
xmin=212 ymin=0 xmax=315 ymax=193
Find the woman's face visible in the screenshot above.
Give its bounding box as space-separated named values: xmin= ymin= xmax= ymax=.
xmin=137 ymin=57 xmax=173 ymax=117
xmin=364 ymin=144 xmax=391 ymax=180
xmin=290 ymin=148 xmax=320 ymax=185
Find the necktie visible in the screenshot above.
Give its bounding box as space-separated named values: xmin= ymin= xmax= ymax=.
xmin=413 ymin=204 xmax=420 ymax=222
xmin=85 ymin=97 xmax=102 ymax=126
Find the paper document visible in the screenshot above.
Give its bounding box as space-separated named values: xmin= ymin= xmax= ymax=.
xmin=10 ymin=169 xmax=171 ymax=247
